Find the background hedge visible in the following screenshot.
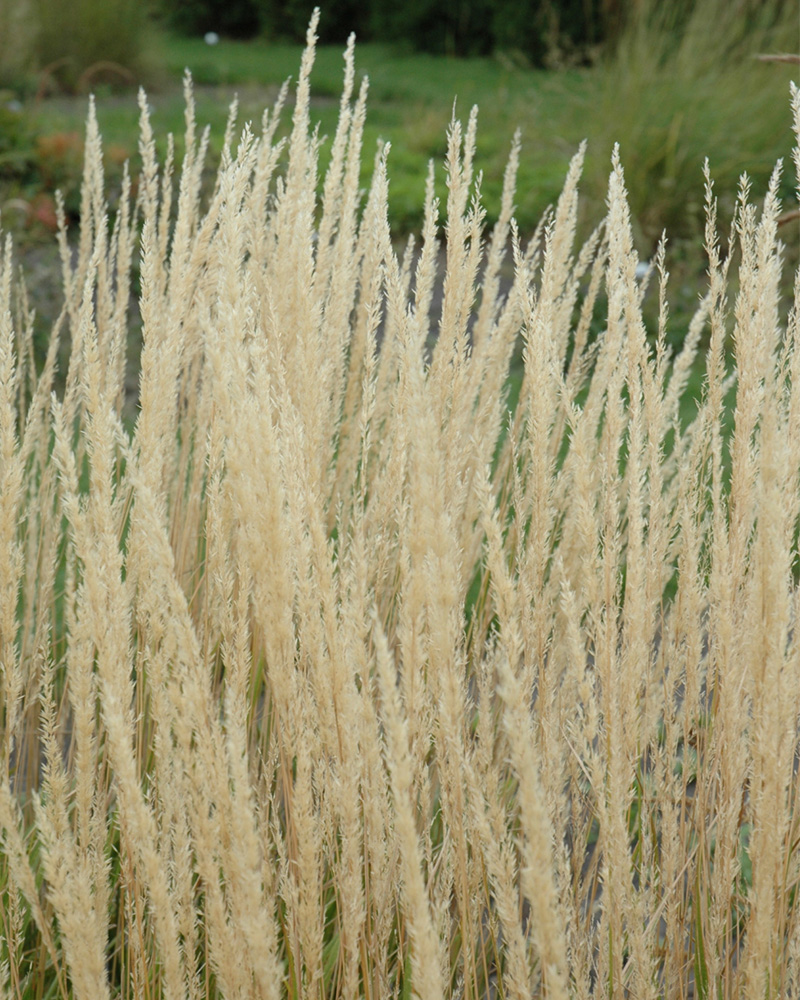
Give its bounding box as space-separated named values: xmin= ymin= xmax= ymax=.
xmin=158 ymin=0 xmax=624 ymax=63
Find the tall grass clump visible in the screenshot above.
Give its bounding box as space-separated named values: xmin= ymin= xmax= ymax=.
xmin=1 ymin=12 xmax=800 ymax=999
xmin=581 ymin=0 xmax=798 ymax=243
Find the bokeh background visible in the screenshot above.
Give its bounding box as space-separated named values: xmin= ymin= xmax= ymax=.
xmin=0 ymin=0 xmax=798 ymax=370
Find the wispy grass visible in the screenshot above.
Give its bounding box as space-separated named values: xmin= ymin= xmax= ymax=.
xmin=1 ymin=14 xmax=800 ymax=1000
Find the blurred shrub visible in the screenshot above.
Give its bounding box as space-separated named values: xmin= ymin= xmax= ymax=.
xmin=155 ymin=0 xmax=631 ymax=63
xmin=369 ymin=0 xmax=493 ymax=57
xmin=258 ymin=0 xmax=366 ymax=43
xmin=27 ymin=191 xmax=59 ymax=231
xmin=34 ymin=131 xmax=84 ymax=192
xmin=0 ymin=104 xmax=36 ymax=179
xmin=32 ymin=0 xmax=156 ymax=93
xmin=0 ymin=0 xmax=157 ymax=94
xmin=157 ymin=0 xmax=361 ymax=42
xmin=310 ymin=0 xmax=612 ymax=58
xmin=0 ymin=0 xmax=35 ymax=89
xmin=489 ymin=0 xmax=610 ymax=66
xmin=0 ymin=114 xmax=132 ymax=229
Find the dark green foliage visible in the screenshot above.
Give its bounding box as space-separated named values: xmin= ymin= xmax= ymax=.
xmin=153 ymin=0 xmax=631 ymax=63
xmin=0 ymin=105 xmax=35 ymax=178
xmin=161 ymin=0 xmax=262 ymax=38
xmin=159 ymin=0 xmax=370 ymax=43
xmin=258 ymin=0 xmax=368 ymax=43
xmin=272 ymin=0 xmax=620 ymax=60
xmin=490 ymin=0 xmax=608 ymax=66
xmin=369 ymin=0 xmax=494 ymax=57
